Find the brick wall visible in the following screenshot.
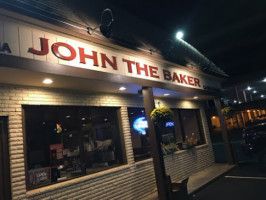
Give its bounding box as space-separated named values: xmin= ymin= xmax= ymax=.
xmin=0 ymin=84 xmax=214 ymax=200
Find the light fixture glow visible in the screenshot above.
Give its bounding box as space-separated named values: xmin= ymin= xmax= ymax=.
xmin=119 ymin=86 xmax=126 ymax=91
xmin=247 ymin=86 xmax=252 ymax=91
xmin=263 ymin=78 xmax=266 ymax=82
xmin=164 ymin=93 xmax=170 ymax=96
xmin=233 ymin=100 xmax=237 ymax=103
xmin=193 ymin=96 xmax=198 ymax=99
xmin=261 ymin=94 xmax=265 ymax=98
xmin=43 ymin=78 xmax=53 ymax=84
xmin=176 ymin=31 xmax=184 ymax=40
xmin=253 ymin=90 xmax=257 ymax=94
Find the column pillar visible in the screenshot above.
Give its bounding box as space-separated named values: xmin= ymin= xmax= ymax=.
xmin=214 ymin=97 xmax=234 ymax=164
xmin=142 ymin=87 xmax=171 ymax=200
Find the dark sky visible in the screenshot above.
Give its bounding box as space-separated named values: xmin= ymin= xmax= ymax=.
xmin=108 ymin=0 xmax=266 ymax=81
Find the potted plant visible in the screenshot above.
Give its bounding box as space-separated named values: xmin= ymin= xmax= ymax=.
xmin=150 ymin=107 xmax=176 ymax=154
xmin=150 ymin=107 xmax=174 ymax=128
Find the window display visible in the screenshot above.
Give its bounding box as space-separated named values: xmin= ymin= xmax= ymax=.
xmin=24 ymin=106 xmax=123 ymax=189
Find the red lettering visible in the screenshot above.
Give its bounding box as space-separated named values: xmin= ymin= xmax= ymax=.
xmin=28 ymin=38 xmax=49 ymax=55
xmin=149 ymin=66 xmax=159 ymax=79
xmin=163 ymin=69 xmax=172 ymax=81
xmin=100 ymin=53 xmax=117 ymax=70
xmin=136 ymin=62 xmax=148 ymax=76
xmin=187 ymin=76 xmax=194 ymax=86
xmin=52 ymin=42 xmax=76 ymax=61
xmin=122 ymin=58 xmax=135 ymax=73
xmin=179 ymin=74 xmax=188 ymax=84
xmin=194 ymin=78 xmax=201 ymax=87
xmin=172 ymin=72 xmax=180 ymax=83
xmin=79 ymin=48 xmax=99 ymax=66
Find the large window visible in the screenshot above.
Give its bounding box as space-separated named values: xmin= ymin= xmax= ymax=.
xmin=179 ymin=109 xmax=205 ymax=145
xmin=128 ymin=108 xmax=205 ymax=161
xmin=24 ymin=106 xmax=124 ymax=189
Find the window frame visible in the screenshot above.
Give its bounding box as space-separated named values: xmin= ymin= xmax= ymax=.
xmin=177 ymin=108 xmax=206 ymax=145
xmin=127 ymin=107 xmax=206 ymax=162
xmin=22 ymin=105 xmax=126 ymax=190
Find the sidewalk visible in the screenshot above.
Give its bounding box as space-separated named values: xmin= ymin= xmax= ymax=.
xmin=143 ymin=163 xmax=235 ymax=200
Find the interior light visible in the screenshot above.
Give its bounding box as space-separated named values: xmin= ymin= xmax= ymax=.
xmin=247 ymin=110 xmax=250 ymax=112
xmin=43 ymin=78 xmax=53 ymax=84
xmin=164 ymin=93 xmax=170 ymax=96
xmin=261 ymin=94 xmax=265 ymax=98
xmin=212 ymin=116 xmax=216 ymax=119
xmin=119 ymin=86 xmax=126 ymax=91
xmin=193 ymin=96 xmax=198 ymax=99
xmin=246 ymin=86 xmax=252 ymax=90
xmin=233 ymin=100 xmax=237 ymax=103
xmin=263 ymin=78 xmax=266 ymax=82
xmin=176 ymin=31 xmax=184 ymax=40
xmin=81 ymin=118 xmax=86 ymax=121
xmin=253 ymin=90 xmax=257 ymax=94
xmin=66 ymin=115 xmax=71 ymax=118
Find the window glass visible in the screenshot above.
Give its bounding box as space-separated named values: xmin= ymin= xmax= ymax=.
xmin=127 ymin=107 xmax=177 ymax=161
xmin=128 ymin=108 xmax=151 ymax=161
xmin=179 ymin=109 xmax=205 ymax=145
xmin=25 ymin=106 xmax=123 ymax=189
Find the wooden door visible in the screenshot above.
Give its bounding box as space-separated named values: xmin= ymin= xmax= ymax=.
xmin=0 ymin=117 xmax=11 ymax=200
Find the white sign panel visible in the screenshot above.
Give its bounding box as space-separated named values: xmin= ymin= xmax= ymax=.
xmin=0 ymin=19 xmax=221 ymax=91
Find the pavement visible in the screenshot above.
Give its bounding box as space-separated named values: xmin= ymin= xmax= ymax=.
xmin=143 ymin=163 xmax=235 ymax=200
xmin=190 ymin=162 xmax=266 ymax=200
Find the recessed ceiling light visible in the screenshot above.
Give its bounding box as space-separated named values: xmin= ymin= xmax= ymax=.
xmin=164 ymin=93 xmax=170 ymax=96
xmin=263 ymin=78 xmax=266 ymax=82
xmin=261 ymin=94 xmax=265 ymax=98
xmin=193 ymin=96 xmax=198 ymax=99
xmin=119 ymin=86 xmax=126 ymax=91
xmin=233 ymin=100 xmax=237 ymax=103
xmin=247 ymin=86 xmax=252 ymax=90
xmin=43 ymin=78 xmax=53 ymax=84
xmin=253 ymin=90 xmax=257 ymax=94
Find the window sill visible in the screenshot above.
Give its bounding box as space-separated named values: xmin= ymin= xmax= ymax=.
xmin=26 ymin=164 xmax=130 ymax=197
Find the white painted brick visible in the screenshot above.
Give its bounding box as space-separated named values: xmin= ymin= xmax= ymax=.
xmin=0 ymin=84 xmax=215 ymax=200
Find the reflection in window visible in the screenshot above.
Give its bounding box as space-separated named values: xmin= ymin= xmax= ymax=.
xmin=24 ymin=106 xmax=123 ymax=189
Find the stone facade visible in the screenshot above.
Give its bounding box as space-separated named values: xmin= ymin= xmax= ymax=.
xmin=0 ymin=83 xmax=214 ymax=200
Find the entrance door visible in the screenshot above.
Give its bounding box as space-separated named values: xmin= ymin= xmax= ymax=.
xmin=0 ymin=117 xmax=11 ymax=200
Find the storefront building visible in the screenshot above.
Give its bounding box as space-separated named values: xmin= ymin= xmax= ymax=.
xmin=0 ymin=2 xmax=229 ymax=200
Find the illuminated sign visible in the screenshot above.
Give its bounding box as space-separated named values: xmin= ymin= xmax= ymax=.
xmin=133 ymin=117 xmax=174 ymax=134
xmin=133 ymin=117 xmax=148 ymax=135
xmin=0 ymin=20 xmax=223 ymax=91
xmin=165 ymin=121 xmax=174 ymax=127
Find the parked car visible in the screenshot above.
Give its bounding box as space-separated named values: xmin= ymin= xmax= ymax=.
xmin=242 ymin=123 xmax=266 ymax=169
